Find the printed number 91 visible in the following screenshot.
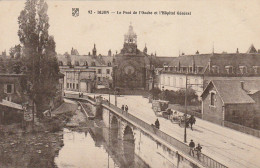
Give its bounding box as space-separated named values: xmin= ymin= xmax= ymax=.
xmin=88 ymin=10 xmax=93 ymax=14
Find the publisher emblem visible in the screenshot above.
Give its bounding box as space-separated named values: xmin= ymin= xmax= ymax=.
xmin=72 ymin=8 xmax=79 ymax=17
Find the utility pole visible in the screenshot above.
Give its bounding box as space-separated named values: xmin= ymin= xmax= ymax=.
xmin=184 ymin=73 xmax=203 ymax=143
xmin=184 ymin=73 xmax=187 ymax=143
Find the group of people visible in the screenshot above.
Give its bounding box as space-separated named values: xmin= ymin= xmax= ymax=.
xmin=121 ymin=105 xmax=129 ymax=113
xmin=189 ymin=139 xmax=202 ymax=160
xmin=78 ymin=92 xmax=84 ymax=98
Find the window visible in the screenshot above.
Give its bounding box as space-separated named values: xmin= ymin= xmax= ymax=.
xmin=172 ymin=77 xmax=176 ymax=87
xmin=195 ymin=79 xmax=198 ymax=90
xmin=239 ymin=66 xmax=247 ymax=74
xmin=70 ymin=83 xmax=72 ymax=88
xmin=212 ymin=65 xmax=219 ymax=74
xmin=98 ymin=69 xmax=102 ymax=74
xmin=189 ymin=67 xmax=193 ymax=73
xmin=225 ymin=66 xmax=233 ymax=74
xmin=91 ymin=62 xmax=96 ymax=66
xmin=67 ymin=83 xmax=69 ymax=88
xmin=75 ymin=61 xmax=79 ymax=66
xmin=167 ymin=77 xmax=170 ymax=86
xmin=98 ymin=77 xmax=101 ymax=81
xmin=108 ymin=62 xmax=111 ymax=66
xmin=210 ymin=92 xmax=216 ymax=106
xmin=4 ymin=84 xmax=14 ymax=94
xmin=106 ymin=69 xmax=110 ymax=74
xmin=253 ymin=66 xmax=260 ymax=74
xmin=73 ymin=83 xmax=75 ymax=89
xmin=197 ymin=67 xmax=204 ymax=73
xmin=179 ymin=77 xmax=183 ymax=87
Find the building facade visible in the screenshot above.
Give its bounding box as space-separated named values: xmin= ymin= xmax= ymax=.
xmin=201 ymin=79 xmax=260 ymax=129
xmin=159 ymin=45 xmax=260 ymax=97
xmin=113 ymin=24 xmax=150 ymax=89
xmin=62 ymin=67 xmax=96 ymax=93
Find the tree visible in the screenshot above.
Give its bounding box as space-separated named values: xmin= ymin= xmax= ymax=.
xmin=18 ymin=0 xmax=60 ymax=117
xmin=9 ymin=45 xmax=21 ymax=59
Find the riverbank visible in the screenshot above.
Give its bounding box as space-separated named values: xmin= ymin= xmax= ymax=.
xmin=0 ymin=100 xmax=78 ymax=168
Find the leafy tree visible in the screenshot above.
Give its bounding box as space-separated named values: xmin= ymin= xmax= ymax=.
xmin=18 ymin=0 xmax=60 ymax=117
xmin=9 ymin=45 xmax=21 ymax=59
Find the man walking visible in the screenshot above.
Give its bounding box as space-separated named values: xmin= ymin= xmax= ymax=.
xmin=189 ymin=139 xmax=195 ymax=156
xmin=155 ymin=119 xmax=160 ymax=129
xmin=121 ymin=105 xmax=125 ymax=113
xmin=125 ymin=105 xmax=128 ymax=113
xmin=195 ymin=143 xmax=202 ymax=160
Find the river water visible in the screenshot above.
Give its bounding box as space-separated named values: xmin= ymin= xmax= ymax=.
xmin=55 ymin=123 xmax=198 ymax=168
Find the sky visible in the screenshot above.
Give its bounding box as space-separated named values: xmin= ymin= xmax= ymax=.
xmin=1 ymin=0 xmax=260 ymax=57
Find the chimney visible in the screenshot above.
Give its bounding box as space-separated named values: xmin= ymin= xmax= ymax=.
xmin=240 ymin=81 xmax=244 ymax=90
xmin=196 ymin=50 xmax=199 ymax=55
xmin=236 ymin=48 xmax=239 ymax=54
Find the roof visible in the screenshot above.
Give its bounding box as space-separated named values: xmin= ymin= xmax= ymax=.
xmin=247 ymin=44 xmax=257 ymax=54
xmin=168 ymin=54 xmax=210 ymax=70
xmin=0 ymin=99 xmax=23 ymax=110
xmin=57 ymin=54 xmax=113 ymax=67
xmin=201 ymin=79 xmax=260 ymax=104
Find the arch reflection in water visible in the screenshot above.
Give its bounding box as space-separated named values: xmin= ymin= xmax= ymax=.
xmin=123 ymin=125 xmax=135 ymax=167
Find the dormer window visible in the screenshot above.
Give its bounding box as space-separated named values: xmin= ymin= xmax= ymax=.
xmin=239 ymin=66 xmax=247 ymax=74
xmin=189 ymin=66 xmax=193 ymax=73
xmin=58 ymin=61 xmax=63 ymax=66
xmin=253 ymin=66 xmax=260 ymax=74
xmin=212 ymin=65 xmax=219 ymax=74
xmin=225 ymin=66 xmax=233 ymax=74
xmin=75 ymin=61 xmax=79 ymax=66
xmin=197 ymin=66 xmax=204 ymax=73
xmin=91 ymin=62 xmax=96 ymax=66
xmin=85 ymin=61 xmax=88 ymax=66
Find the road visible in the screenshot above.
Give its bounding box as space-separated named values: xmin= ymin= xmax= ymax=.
xmin=66 ymin=91 xmax=260 ymax=168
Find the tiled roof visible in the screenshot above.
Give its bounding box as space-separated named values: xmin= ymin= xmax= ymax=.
xmin=202 ymin=79 xmax=260 ymax=104
xmin=57 ymin=54 xmax=113 ymax=66
xmin=168 ymin=54 xmax=210 ymax=68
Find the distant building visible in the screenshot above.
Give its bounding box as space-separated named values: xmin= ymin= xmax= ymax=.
xmin=160 ymin=45 xmax=260 ymax=97
xmin=201 ymin=79 xmax=260 ymax=129
xmin=58 ymin=44 xmax=113 ymax=88
xmin=0 ymin=74 xmax=27 ymax=124
xmin=62 ymin=67 xmax=96 ymax=93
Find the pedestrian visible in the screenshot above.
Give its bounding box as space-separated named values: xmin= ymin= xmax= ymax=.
xmin=189 ymin=139 xmax=195 ymax=156
xmin=121 ymin=105 xmax=125 ymax=112
xmin=190 ymin=115 xmax=196 ymax=131
xmin=195 ymin=143 xmax=202 ymax=160
xmin=155 ymin=118 xmax=160 ymax=129
xmin=125 ymin=105 xmax=128 ymax=113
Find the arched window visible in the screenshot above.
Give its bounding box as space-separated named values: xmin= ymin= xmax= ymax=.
xmin=91 ymin=62 xmax=96 ymax=66
xmin=75 ymin=61 xmax=79 ymax=66
xmin=58 ymin=61 xmax=63 ymax=66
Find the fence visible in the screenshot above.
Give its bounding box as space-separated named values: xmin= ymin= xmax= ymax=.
xmin=224 ymin=121 xmax=260 ymax=138
xmin=102 ymin=100 xmax=228 ymax=168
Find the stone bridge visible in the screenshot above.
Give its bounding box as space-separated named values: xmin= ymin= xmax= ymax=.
xmin=65 ymin=93 xmax=228 ymax=168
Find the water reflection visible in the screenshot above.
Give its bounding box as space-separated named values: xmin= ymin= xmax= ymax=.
xmin=55 ymin=125 xmax=198 ymax=168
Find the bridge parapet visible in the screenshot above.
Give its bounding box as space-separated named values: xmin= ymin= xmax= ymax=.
xmin=101 ymin=100 xmax=228 ymax=168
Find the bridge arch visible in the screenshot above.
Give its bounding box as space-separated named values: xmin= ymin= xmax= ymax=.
xmin=110 ymin=115 xmax=119 ymax=142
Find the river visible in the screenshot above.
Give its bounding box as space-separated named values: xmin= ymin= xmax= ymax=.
xmin=55 ymin=122 xmax=198 ymax=168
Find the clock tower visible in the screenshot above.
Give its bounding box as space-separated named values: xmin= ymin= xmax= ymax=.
xmin=120 ymin=23 xmax=138 ymax=55
xmin=114 ymin=24 xmax=149 ymax=89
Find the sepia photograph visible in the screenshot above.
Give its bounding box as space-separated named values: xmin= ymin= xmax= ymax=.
xmin=1 ymin=0 xmax=260 ymax=168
